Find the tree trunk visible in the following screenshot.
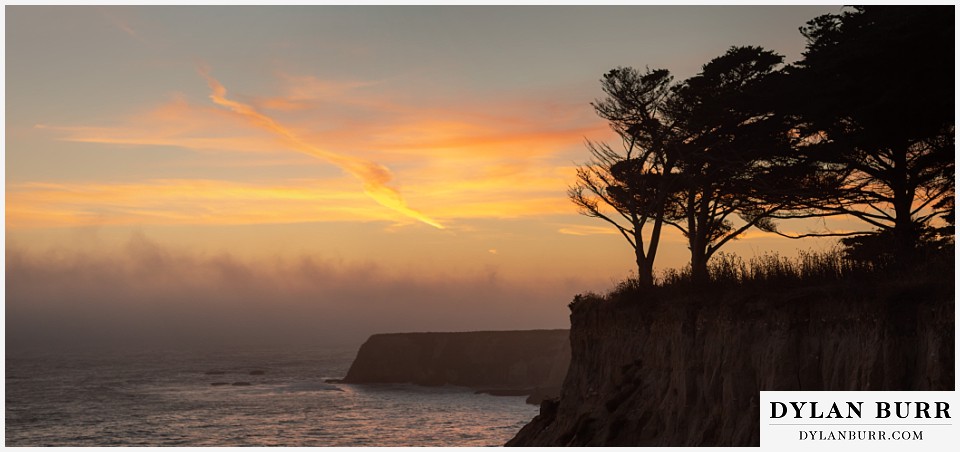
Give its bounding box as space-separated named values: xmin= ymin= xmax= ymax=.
xmin=689 ymin=230 xmax=710 ymax=285
xmin=892 ymin=198 xmax=917 ymax=269
xmin=690 ymin=249 xmax=709 ymax=285
xmin=636 ymin=253 xmax=655 ymax=287
xmin=891 ymin=150 xmax=917 ymax=269
xmin=689 ymin=192 xmax=712 ymax=285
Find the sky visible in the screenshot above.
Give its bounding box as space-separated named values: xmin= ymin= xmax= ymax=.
xmin=5 ymin=5 xmax=850 ymax=348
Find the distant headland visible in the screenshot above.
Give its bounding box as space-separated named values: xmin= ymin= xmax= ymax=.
xmin=338 ymin=330 xmax=570 ymax=404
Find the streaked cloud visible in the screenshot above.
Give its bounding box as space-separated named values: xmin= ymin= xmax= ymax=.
xmin=36 ymin=95 xmax=283 ymax=154
xmin=100 ymin=7 xmax=141 ymax=41
xmin=557 ymin=224 xmax=621 ymax=236
xmin=6 ymin=179 xmax=389 ymax=228
xmin=27 ymin=70 xmax=605 ymax=229
xmin=5 ymin=173 xmax=575 ymax=228
xmin=199 ymin=67 xmax=444 ymax=229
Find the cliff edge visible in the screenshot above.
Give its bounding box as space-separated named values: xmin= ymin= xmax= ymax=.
xmin=507 ymin=278 xmax=954 ymax=446
xmin=342 ymin=330 xmax=570 ymax=399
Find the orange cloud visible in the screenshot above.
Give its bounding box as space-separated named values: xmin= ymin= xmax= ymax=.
xmin=352 ymin=119 xmax=605 ymax=161
xmin=267 ymin=71 xmax=607 ymax=163
xmin=557 ymin=225 xmax=620 ymax=236
xmin=5 ymin=179 xmax=395 ymax=228
xmin=199 ymin=68 xmax=443 ymax=229
xmin=38 ymin=96 xmax=283 ymax=154
xmin=400 ymin=163 xmax=576 ymax=219
xmin=262 ymin=73 xmax=385 ymax=110
xmin=29 ymin=70 xmax=611 ymax=229
xmin=5 ymin=172 xmax=576 ymax=229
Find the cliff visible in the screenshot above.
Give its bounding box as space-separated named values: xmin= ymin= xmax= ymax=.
xmin=342 ymin=330 xmax=570 ymax=399
xmin=507 ymin=277 xmax=954 ymax=446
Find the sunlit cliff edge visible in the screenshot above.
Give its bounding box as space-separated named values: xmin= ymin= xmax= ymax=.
xmin=340 ymin=330 xmax=570 ymax=402
xmin=507 ymin=275 xmax=954 ymax=446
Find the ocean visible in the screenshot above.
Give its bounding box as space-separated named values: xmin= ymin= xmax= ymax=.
xmin=4 ymin=345 xmax=539 ymax=446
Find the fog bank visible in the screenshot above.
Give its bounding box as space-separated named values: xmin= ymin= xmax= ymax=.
xmin=6 ymin=233 xmax=585 ymax=351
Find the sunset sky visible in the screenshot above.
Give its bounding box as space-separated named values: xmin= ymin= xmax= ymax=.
xmin=5 ymin=5 xmax=852 ymax=346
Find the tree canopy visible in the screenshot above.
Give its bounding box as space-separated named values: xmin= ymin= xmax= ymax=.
xmin=663 ymin=46 xmax=801 ymax=283
xmin=569 ymin=67 xmax=678 ymax=287
xmin=787 ymin=6 xmax=955 ymax=266
xmin=571 ymin=6 xmax=954 ymax=285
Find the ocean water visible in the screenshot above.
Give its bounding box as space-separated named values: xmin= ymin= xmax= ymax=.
xmin=5 ymin=345 xmax=539 ymax=446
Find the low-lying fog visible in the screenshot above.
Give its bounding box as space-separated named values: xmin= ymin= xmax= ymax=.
xmin=6 ymin=233 xmax=587 ymax=351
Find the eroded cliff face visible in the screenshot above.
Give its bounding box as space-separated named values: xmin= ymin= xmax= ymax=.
xmin=342 ymin=330 xmax=570 ymax=397
xmin=507 ymin=280 xmax=954 ymax=446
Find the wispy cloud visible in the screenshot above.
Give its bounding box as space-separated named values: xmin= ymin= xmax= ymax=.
xmin=29 ymin=70 xmax=607 ymax=229
xmin=557 ymin=224 xmax=621 ymax=236
xmin=37 ymin=95 xmax=283 ymax=153
xmin=100 ymin=8 xmax=144 ymax=43
xmin=5 ymin=179 xmax=395 ymax=228
xmin=199 ymin=67 xmax=443 ymax=229
xmin=5 ymin=172 xmax=577 ymax=229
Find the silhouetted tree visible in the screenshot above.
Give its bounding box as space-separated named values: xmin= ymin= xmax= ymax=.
xmin=841 ymin=225 xmax=955 ymax=269
xmin=569 ymin=67 xmax=679 ymax=287
xmin=663 ymin=46 xmax=802 ymax=283
xmin=786 ymin=6 xmax=955 ymax=267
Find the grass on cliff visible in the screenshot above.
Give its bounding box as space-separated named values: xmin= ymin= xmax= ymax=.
xmin=578 ymin=247 xmax=954 ymax=307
